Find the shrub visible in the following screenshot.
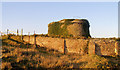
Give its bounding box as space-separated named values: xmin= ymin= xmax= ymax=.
xmin=48 ymin=21 xmax=74 ymax=38
xmin=115 ymin=38 xmax=120 ymax=41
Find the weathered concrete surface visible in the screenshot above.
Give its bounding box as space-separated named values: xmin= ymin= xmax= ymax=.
xmin=89 ymin=39 xmax=116 ymax=56
xmin=65 ymin=39 xmax=88 ymax=54
xmin=115 ymin=41 xmax=120 ymax=56
xmin=67 ymin=23 xmax=84 ymax=37
xmin=67 ymin=20 xmax=91 ymax=38
xmin=36 ymin=36 xmax=64 ymax=52
xmin=23 ymin=36 xmax=64 ymax=52
xmin=23 ymin=36 xmax=34 ymax=44
xmin=118 ymin=41 xmax=120 ymax=56
xmin=23 ymin=36 xmax=118 ymax=56
xmin=88 ymin=40 xmax=96 ymax=55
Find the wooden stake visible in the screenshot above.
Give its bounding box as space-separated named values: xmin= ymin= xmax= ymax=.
xmin=34 ymin=31 xmax=36 ymax=48
xmin=64 ymin=39 xmax=67 ymax=54
xmin=21 ymin=29 xmax=23 ymax=40
xmin=17 ymin=29 xmax=19 ymax=36
xmin=28 ymin=32 xmax=30 ymax=43
xmin=7 ymin=29 xmax=9 ymax=35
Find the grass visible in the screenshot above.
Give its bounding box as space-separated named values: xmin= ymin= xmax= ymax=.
xmin=1 ymin=36 xmax=120 ymax=69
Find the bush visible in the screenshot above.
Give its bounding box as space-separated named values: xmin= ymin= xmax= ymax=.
xmin=115 ymin=38 xmax=120 ymax=41
xmin=48 ymin=21 xmax=73 ymax=38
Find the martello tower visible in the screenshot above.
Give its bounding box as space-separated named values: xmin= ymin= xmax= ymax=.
xmin=48 ymin=19 xmax=91 ymax=38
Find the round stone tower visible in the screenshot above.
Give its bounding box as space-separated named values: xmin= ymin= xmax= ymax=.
xmin=67 ymin=19 xmax=91 ymax=37
xmin=48 ymin=19 xmax=91 ymax=38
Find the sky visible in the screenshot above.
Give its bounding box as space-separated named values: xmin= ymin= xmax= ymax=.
xmin=118 ymin=2 xmax=120 ymax=37
xmin=2 ymin=2 xmax=118 ymax=38
xmin=1 ymin=0 xmax=119 ymax=2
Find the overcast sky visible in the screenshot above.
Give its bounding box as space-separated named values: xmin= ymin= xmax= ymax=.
xmin=2 ymin=2 xmax=118 ymax=38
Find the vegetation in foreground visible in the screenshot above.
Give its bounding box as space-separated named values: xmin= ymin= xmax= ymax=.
xmin=1 ymin=36 xmax=120 ymax=69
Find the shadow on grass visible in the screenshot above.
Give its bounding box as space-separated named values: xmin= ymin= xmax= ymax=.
xmin=10 ymin=59 xmax=47 ymax=70
xmin=2 ymin=47 xmax=10 ymax=53
xmin=2 ymin=56 xmax=17 ymax=63
xmin=36 ymin=46 xmax=60 ymax=55
xmin=21 ymin=51 xmax=36 ymax=56
xmin=97 ymin=55 xmax=120 ymax=68
xmin=97 ymin=61 xmax=119 ymax=68
xmin=2 ymin=37 xmax=33 ymax=49
xmin=54 ymin=61 xmax=88 ymax=68
xmin=101 ymin=55 xmax=120 ymax=59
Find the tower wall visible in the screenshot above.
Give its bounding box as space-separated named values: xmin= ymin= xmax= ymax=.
xmin=48 ymin=19 xmax=91 ymax=38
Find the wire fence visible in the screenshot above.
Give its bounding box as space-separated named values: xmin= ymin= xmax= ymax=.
xmin=0 ymin=29 xmax=66 ymax=54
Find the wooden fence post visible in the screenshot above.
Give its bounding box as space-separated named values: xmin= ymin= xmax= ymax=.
xmin=64 ymin=39 xmax=65 ymax=54
xmin=17 ymin=29 xmax=19 ymax=36
xmin=115 ymin=41 xmax=120 ymax=56
xmin=7 ymin=29 xmax=9 ymax=35
xmin=0 ymin=31 xmax=2 ymax=36
xmin=28 ymin=32 xmax=30 ymax=43
xmin=64 ymin=39 xmax=67 ymax=54
xmin=27 ymin=32 xmax=30 ymax=49
xmin=88 ymin=41 xmax=96 ymax=55
xmin=21 ymin=29 xmax=23 ymax=40
xmin=7 ymin=29 xmax=10 ymax=39
xmin=34 ymin=31 xmax=36 ymax=48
